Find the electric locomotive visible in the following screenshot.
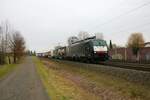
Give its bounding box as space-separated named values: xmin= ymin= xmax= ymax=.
xmin=66 ymin=36 xmax=109 ymax=62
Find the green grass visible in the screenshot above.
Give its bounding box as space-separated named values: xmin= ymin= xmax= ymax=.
xmin=5 ymin=56 xmax=14 ymax=64
xmin=33 ymin=57 xmax=101 ymax=100
xmin=0 ymin=64 xmax=17 ymax=79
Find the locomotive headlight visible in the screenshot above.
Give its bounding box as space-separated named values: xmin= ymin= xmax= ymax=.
xmin=93 ymin=46 xmax=108 ymax=52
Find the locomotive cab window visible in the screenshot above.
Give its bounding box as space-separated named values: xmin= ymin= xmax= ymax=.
xmin=92 ymin=40 xmax=107 ymax=46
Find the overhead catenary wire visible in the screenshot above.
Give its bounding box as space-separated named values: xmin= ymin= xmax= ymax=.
xmin=111 ymin=21 xmax=150 ymax=34
xmin=88 ymin=1 xmax=150 ymax=32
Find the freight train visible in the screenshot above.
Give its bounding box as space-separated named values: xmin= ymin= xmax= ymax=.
xmin=52 ymin=36 xmax=109 ymax=62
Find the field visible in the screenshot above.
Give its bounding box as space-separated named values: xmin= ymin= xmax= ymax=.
xmin=34 ymin=57 xmax=150 ymax=100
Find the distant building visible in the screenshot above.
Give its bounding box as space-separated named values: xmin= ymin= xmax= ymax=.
xmin=36 ymin=53 xmax=44 ymax=57
xmin=144 ymin=42 xmax=150 ymax=47
xmin=109 ymin=46 xmax=150 ymax=62
xmin=36 ymin=51 xmax=51 ymax=57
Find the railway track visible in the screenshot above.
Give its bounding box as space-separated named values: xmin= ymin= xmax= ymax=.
xmin=42 ymin=57 xmax=150 ymax=72
xmin=99 ymin=61 xmax=150 ymax=72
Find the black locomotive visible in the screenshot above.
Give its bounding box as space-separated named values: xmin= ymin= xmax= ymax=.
xmin=52 ymin=36 xmax=109 ymax=62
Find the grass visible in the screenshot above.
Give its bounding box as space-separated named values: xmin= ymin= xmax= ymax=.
xmin=33 ymin=57 xmax=101 ymax=100
xmin=0 ymin=63 xmax=17 ymax=79
xmin=5 ymin=56 xmax=14 ymax=64
xmin=0 ymin=56 xmax=25 ymax=79
xmin=50 ymin=60 xmax=150 ymax=100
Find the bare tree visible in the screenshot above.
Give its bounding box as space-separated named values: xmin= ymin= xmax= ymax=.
xmin=0 ymin=21 xmax=25 ymax=64
xmin=0 ymin=26 xmax=4 ymax=64
xmin=95 ymin=32 xmax=103 ymax=40
xmin=127 ymin=32 xmax=145 ymax=60
xmin=0 ymin=21 xmax=11 ymax=64
xmin=9 ymin=31 xmax=25 ymax=63
xmin=78 ymin=31 xmax=89 ymax=40
xmin=67 ymin=36 xmax=79 ymax=45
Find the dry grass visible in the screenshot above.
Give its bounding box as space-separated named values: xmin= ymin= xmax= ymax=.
xmin=42 ymin=58 xmax=150 ymax=100
xmin=34 ymin=57 xmax=101 ymax=100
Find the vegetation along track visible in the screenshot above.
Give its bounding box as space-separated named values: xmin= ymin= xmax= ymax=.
xmin=52 ymin=59 xmax=150 ymax=72
xmin=41 ymin=58 xmax=150 ymax=99
xmin=99 ymin=61 xmax=150 ymax=72
xmin=46 ymin=58 xmax=150 ymax=86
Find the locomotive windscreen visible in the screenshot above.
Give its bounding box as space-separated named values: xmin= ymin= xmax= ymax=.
xmin=92 ymin=40 xmax=107 ymax=46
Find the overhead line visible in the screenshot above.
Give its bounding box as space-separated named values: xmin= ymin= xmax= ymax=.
xmin=88 ymin=1 xmax=150 ymax=31
xmin=112 ymin=21 xmax=150 ymax=34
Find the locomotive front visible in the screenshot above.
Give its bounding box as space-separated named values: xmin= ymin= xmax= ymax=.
xmin=92 ymin=39 xmax=108 ymax=61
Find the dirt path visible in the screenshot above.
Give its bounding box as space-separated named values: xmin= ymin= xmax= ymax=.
xmin=0 ymin=57 xmax=50 ymax=100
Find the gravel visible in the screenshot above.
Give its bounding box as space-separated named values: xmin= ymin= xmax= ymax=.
xmin=0 ymin=57 xmax=50 ymax=100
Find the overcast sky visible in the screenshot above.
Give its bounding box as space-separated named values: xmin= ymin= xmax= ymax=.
xmin=0 ymin=0 xmax=150 ymax=52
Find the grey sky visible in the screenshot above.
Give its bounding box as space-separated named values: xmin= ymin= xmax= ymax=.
xmin=0 ymin=0 xmax=150 ymax=52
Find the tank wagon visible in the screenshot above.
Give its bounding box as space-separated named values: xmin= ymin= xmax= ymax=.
xmin=53 ymin=36 xmax=109 ymax=62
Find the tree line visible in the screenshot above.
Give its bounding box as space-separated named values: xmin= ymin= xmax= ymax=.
xmin=26 ymin=50 xmax=36 ymax=56
xmin=68 ymin=31 xmax=145 ymax=61
xmin=109 ymin=32 xmax=145 ymax=61
xmin=0 ymin=21 xmax=25 ymax=64
xmin=67 ymin=31 xmax=145 ymax=59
